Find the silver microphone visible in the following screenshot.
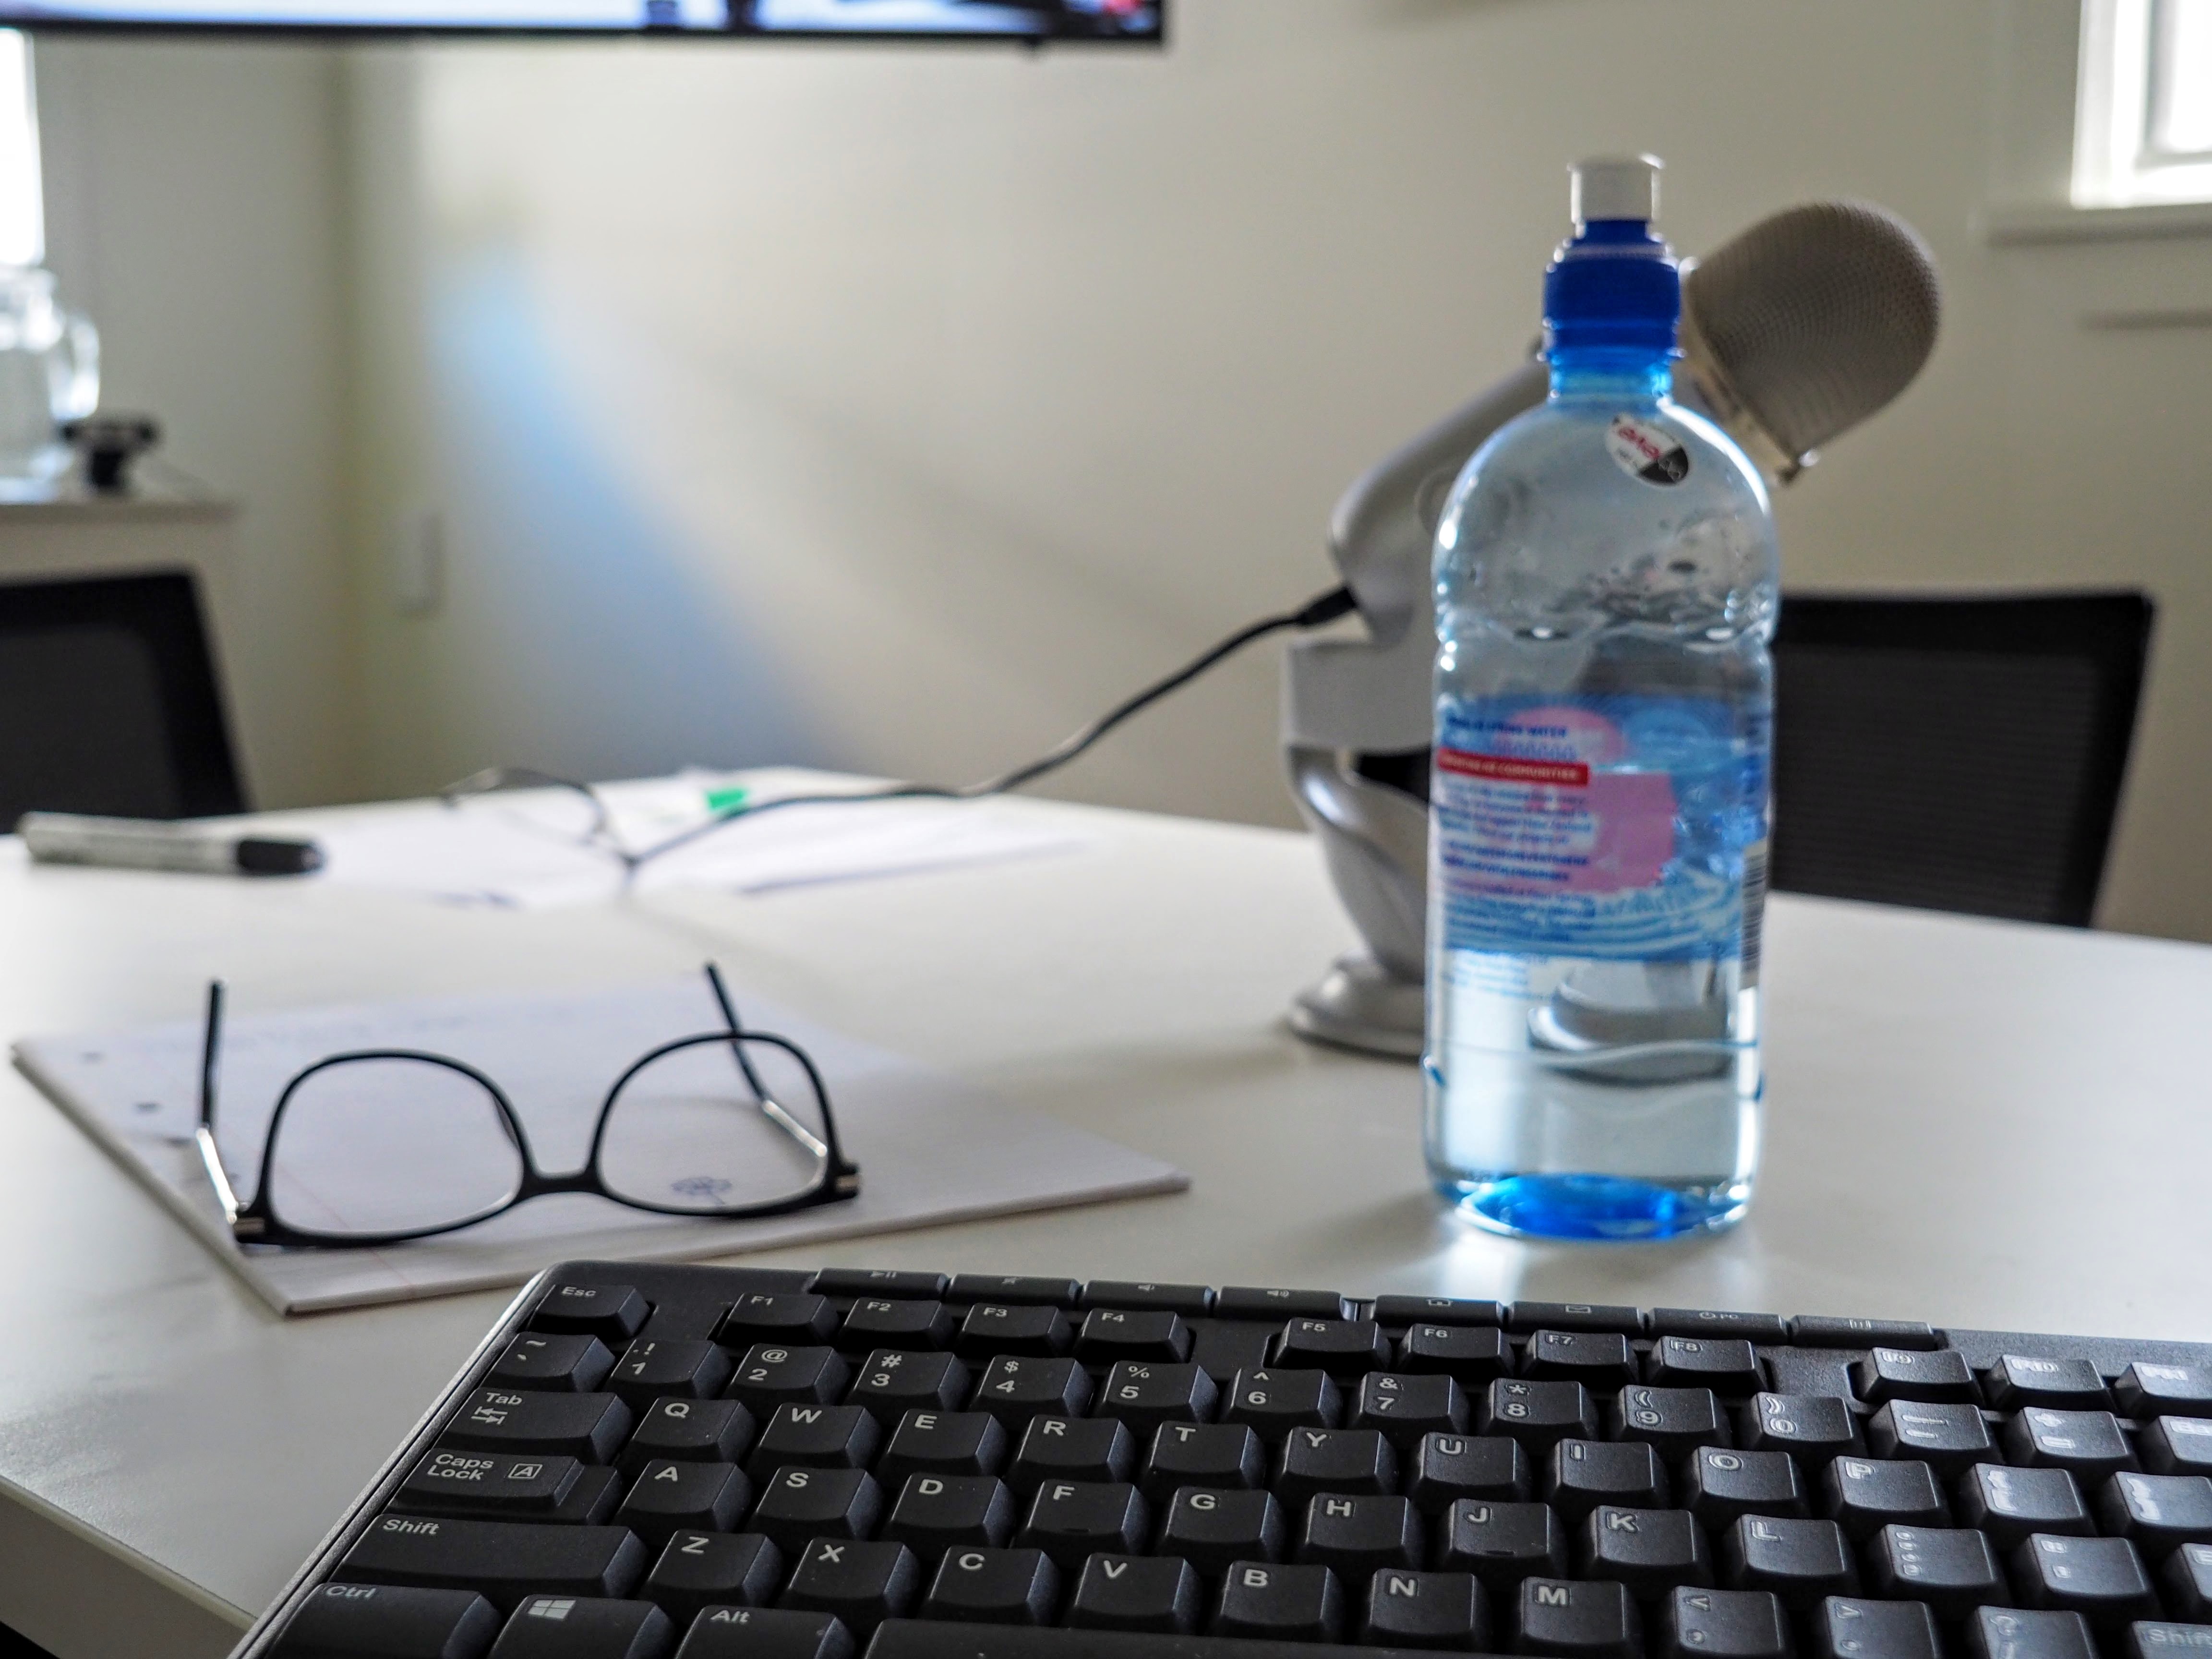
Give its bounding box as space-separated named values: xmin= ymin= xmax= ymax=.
xmin=1284 ymin=198 xmax=1941 ymax=1056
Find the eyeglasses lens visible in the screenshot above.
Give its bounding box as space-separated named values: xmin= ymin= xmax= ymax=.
xmin=597 ymin=1036 xmax=830 ymax=1213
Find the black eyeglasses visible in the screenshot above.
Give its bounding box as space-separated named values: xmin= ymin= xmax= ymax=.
xmin=193 ymin=963 xmax=861 ymax=1249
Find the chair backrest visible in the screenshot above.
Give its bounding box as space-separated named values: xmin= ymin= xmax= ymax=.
xmin=1770 ymin=589 xmax=2153 ymax=927
xmin=0 ymin=569 xmax=247 ymax=826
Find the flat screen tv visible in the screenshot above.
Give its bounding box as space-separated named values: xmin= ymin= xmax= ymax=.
xmin=0 ymin=0 xmax=1161 ymax=39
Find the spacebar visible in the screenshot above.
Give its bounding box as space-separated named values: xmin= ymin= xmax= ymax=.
xmin=866 ymin=1619 xmax=1473 ymax=1659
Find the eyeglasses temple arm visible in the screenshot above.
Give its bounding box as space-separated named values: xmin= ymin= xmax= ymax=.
xmin=193 ymin=981 xmax=249 ymax=1230
xmin=704 ymin=962 xmax=777 ymax=1103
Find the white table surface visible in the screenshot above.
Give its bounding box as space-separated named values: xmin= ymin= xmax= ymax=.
xmin=0 ymin=789 xmax=2207 ymax=1659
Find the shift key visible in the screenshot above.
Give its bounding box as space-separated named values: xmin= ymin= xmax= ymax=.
xmin=336 ymin=1514 xmax=647 ymax=1611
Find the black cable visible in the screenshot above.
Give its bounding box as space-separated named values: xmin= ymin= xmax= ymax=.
xmin=446 ymin=583 xmax=1359 ymax=872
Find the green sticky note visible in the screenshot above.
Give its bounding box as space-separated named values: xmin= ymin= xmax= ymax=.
xmin=703 ymin=785 xmax=750 ymax=815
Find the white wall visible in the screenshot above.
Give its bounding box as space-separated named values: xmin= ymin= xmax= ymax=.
xmin=36 ymin=37 xmax=355 ymax=808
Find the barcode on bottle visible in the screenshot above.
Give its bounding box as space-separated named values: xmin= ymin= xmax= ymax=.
xmin=1741 ymin=839 xmax=1768 ymax=983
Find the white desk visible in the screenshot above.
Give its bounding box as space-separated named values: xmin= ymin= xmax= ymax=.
xmin=0 ymin=792 xmax=2207 ymax=1659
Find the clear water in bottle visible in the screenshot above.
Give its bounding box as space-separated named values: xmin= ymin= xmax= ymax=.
xmin=1423 ymin=156 xmax=1778 ymax=1241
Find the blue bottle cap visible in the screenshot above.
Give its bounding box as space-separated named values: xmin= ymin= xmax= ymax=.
xmin=1544 ymin=155 xmax=1680 ymax=354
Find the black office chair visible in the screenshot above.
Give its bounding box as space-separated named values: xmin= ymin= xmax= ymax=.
xmin=1770 ymin=589 xmax=2153 ymax=928
xmin=0 ymin=569 xmax=247 ymax=826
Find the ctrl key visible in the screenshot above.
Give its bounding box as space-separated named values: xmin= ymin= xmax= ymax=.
xmin=270 ymin=1583 xmax=501 ymax=1658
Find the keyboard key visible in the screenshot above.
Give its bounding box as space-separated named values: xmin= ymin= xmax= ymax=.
xmin=1139 ymin=1422 xmax=1265 ymax=1502
xmin=2170 ymin=1544 xmax=2212 ymax=1619
xmin=270 ymin=1583 xmax=501 ymax=1659
xmin=1821 ymin=1457 xmax=1948 ymax=1539
xmin=1064 ymin=1553 xmax=1202 ymax=1633
xmin=533 ymin=1285 xmax=651 ymax=1344
xmin=2008 ymin=1409 xmax=2138 ymax=1480
xmin=1965 ymin=1608 xmax=2098 ymax=1659
xmin=608 ymin=1340 xmax=732 ymax=1410
xmin=396 ymin=1448 xmax=584 ymax=1519
xmin=2145 ymin=1419 xmax=2212 ymax=1477
xmin=492 ymin=1335 xmax=617 ymax=1395
xmin=1221 ymin=1369 xmax=1342 ymax=1439
xmin=882 ymin=1474 xmax=1017 ymax=1557
xmin=1611 ymin=1386 xmax=1731 ymax=1458
xmin=847 ymin=1351 xmax=969 ymax=1416
xmin=878 ymin=1411 xmax=1008 ymax=1487
xmin=1274 ymin=1428 xmax=1398 ymax=1506
xmin=1351 ymin=1373 xmax=1469 ymax=1448
xmin=1359 ymin=1567 xmax=1490 ymax=1650
xmin=1720 ymin=1516 xmax=1859 ymax=1609
xmin=1274 ymin=1319 xmax=1391 ymax=1376
xmin=2099 ymin=1473 xmax=2212 ymax=1558
xmin=1409 ymin=1433 xmax=1530 ymax=1513
xmin=1740 ymin=1394 xmax=1863 ymax=1467
xmin=1211 ymin=1560 xmax=1346 ymax=1641
xmin=1525 ymin=1332 xmax=1638 ymax=1390
xmin=1579 ymin=1506 xmax=1712 ymax=1600
xmin=1511 ymin=1304 xmax=1644 ymax=1337
xmin=2014 ymin=1533 xmax=2161 ymax=1626
xmin=917 ymin=1546 xmax=1058 ymax=1625
xmin=1482 ymin=1379 xmax=1599 ymax=1451
xmin=716 ymin=1295 xmax=838 ymax=1349
xmin=618 ymin=1398 xmax=755 ymax=1474
xmin=1647 ymin=1338 xmax=1764 ymax=1398
xmin=1683 ymin=1447 xmax=1808 ymax=1526
xmin=1851 ymin=1347 xmax=1981 ymax=1406
xmin=1658 ymin=1587 xmax=1791 ymax=1659
xmin=2127 ymin=1623 xmax=2212 ymax=1659
xmin=641 ymin=1532 xmax=782 ymax=1624
xmin=1548 ymin=1440 xmax=1668 ymax=1521
xmin=1008 ymin=1418 xmax=1134 ymax=1493
xmin=617 ymin=1460 xmax=750 ymax=1546
xmin=1219 ymin=1287 xmax=1350 ymax=1322
xmin=727 ymin=1347 xmax=850 ymax=1415
xmin=1811 ymin=1597 xmax=1941 ymax=1659
xmin=954 ymin=1306 xmax=1071 ymax=1361
xmin=1865 ymin=1401 xmax=1994 ymax=1477
xmin=1014 ymin=1481 xmax=1148 ymax=1568
xmin=1438 ymin=1500 xmax=1569 ymax=1589
xmin=970 ymin=1358 xmax=1090 ymax=1427
xmin=1987 ymin=1357 xmax=2112 ymax=1412
xmin=947 ymin=1276 xmax=1080 ymax=1309
xmin=747 ymin=1405 xmax=880 ymax=1480
xmin=1867 ymin=1524 xmax=2006 ymax=1621
xmin=442 ymin=1391 xmax=634 ymax=1466
xmin=837 ymin=1302 xmax=953 ymax=1357
xmin=813 ymin=1270 xmax=950 ymax=1301
xmin=336 ymin=1516 xmax=648 ymax=1612
xmin=1296 ymin=1492 xmax=1423 ymax=1575
xmin=1958 ymin=1464 xmax=2094 ymax=1547
xmin=1157 ymin=1486 xmax=1287 ymax=1577
xmin=748 ymin=1467 xmax=884 ymax=1555
xmin=1516 ymin=1575 xmax=1641 ymax=1659
xmin=1791 ymin=1317 xmax=1937 ymax=1351
xmin=2116 ymin=1365 xmax=2212 ymax=1421
xmin=1396 ymin=1323 xmax=1511 ymax=1386
xmin=1650 ymin=1310 xmax=1790 ymax=1345
xmin=779 ymin=1537 xmax=922 ymax=1636
xmin=1073 ymin=1310 xmax=1192 ymax=1366
xmin=1373 ymin=1296 xmax=1504 ymax=1329
xmin=1094 ymin=1363 xmax=1216 ymax=1433
xmin=1080 ymin=1281 xmax=1214 ymax=1317
xmin=490 ymin=1595 xmax=672 ymax=1657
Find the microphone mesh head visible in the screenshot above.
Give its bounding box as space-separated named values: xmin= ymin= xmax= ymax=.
xmin=1683 ymin=200 xmax=1940 ymax=463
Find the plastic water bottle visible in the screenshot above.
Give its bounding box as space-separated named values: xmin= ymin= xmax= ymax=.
xmin=1423 ymin=156 xmax=1778 ymax=1241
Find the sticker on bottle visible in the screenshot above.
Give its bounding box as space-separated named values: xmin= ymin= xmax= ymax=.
xmin=1607 ymin=413 xmax=1690 ymax=485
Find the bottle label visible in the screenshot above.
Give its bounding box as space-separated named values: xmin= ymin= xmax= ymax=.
xmin=1606 ymin=413 xmax=1690 ymax=485
xmin=1431 ymin=695 xmax=1764 ymax=960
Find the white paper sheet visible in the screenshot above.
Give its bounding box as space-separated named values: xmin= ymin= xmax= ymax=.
xmin=303 ymin=777 xmax=1092 ymax=910
xmin=15 ymin=974 xmax=1185 ymax=1314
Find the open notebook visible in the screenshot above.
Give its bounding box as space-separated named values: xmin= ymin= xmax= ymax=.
xmin=14 ymin=974 xmax=1186 ymax=1315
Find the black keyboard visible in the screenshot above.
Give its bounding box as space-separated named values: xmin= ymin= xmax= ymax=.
xmin=234 ymin=1261 xmax=2212 ymax=1659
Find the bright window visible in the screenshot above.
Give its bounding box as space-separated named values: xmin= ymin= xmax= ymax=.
xmin=2077 ymin=0 xmax=2212 ymax=205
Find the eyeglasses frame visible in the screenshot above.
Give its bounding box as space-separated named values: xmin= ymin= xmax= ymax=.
xmin=192 ymin=963 xmax=861 ymax=1249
